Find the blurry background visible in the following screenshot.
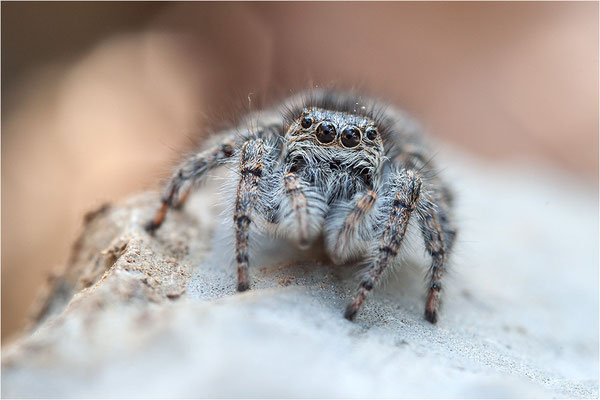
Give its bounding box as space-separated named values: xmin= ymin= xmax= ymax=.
xmin=2 ymin=2 xmax=598 ymax=341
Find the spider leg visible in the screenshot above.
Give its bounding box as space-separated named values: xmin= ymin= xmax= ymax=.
xmin=344 ymin=169 xmax=422 ymax=321
xmin=276 ymin=172 xmax=326 ymax=249
xmin=234 ymin=138 xmax=265 ymax=292
xmin=282 ymin=172 xmax=311 ymax=248
xmin=327 ymin=190 xmax=378 ymax=264
xmin=145 ymin=137 xmax=236 ymax=233
xmin=419 ymin=186 xmax=457 ymax=324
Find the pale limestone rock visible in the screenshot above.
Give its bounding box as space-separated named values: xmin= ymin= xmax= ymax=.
xmin=2 ymin=151 xmax=597 ymax=398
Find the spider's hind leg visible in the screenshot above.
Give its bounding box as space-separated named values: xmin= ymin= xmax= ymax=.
xmin=419 ymin=185 xmax=457 ymax=324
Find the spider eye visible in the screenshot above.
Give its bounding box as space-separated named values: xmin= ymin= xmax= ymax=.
xmin=365 ymin=127 xmax=378 ymax=140
xmin=316 ymin=121 xmax=336 ymax=144
xmin=341 ymin=126 xmax=361 ymax=148
xmin=301 ymin=116 xmax=313 ymax=129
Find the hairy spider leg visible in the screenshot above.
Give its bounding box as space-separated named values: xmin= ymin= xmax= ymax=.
xmin=330 ymin=190 xmax=378 ymax=264
xmin=282 ymin=172 xmax=312 ymax=249
xmin=344 ymin=169 xmax=422 ymax=321
xmin=419 ymin=188 xmax=457 ymax=323
xmin=234 ymin=139 xmax=265 ymax=292
xmin=145 ymin=137 xmax=236 ymax=233
xmin=392 ymin=146 xmax=458 ymax=324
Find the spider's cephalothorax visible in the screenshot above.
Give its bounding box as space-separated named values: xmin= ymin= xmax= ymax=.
xmin=284 ymin=108 xmax=384 ymax=201
xmin=146 ymin=90 xmax=457 ymax=324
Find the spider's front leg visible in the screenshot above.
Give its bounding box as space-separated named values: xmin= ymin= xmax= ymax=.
xmin=145 ymin=136 xmax=236 ymax=233
xmin=344 ymin=169 xmax=421 ymax=321
xmin=234 ymin=138 xmax=265 ymax=292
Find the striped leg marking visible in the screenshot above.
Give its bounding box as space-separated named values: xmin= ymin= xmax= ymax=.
xmin=420 ymin=192 xmax=456 ymax=324
xmin=146 ymin=139 xmax=235 ymax=233
xmin=344 ymin=170 xmax=422 ymax=321
xmin=234 ymin=139 xmax=265 ymax=292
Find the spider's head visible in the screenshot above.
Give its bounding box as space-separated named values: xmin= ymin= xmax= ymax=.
xmin=288 ymin=108 xmax=381 ymax=149
xmin=284 ymin=108 xmax=385 ymax=177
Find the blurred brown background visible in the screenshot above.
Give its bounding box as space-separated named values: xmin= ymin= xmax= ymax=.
xmin=2 ymin=2 xmax=598 ymax=341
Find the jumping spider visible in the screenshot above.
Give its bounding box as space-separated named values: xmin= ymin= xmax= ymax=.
xmin=146 ymin=90 xmax=456 ymax=324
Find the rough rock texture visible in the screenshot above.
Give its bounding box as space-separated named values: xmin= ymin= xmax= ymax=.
xmin=2 ymin=150 xmax=598 ymax=398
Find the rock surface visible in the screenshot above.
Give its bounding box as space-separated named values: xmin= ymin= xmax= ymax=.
xmin=2 ymin=150 xmax=598 ymax=398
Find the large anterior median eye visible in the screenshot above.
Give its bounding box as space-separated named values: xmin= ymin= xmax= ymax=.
xmin=341 ymin=126 xmax=361 ymax=148
xmin=316 ymin=121 xmax=336 ymax=144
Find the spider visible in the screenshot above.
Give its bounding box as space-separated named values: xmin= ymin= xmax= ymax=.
xmin=146 ymin=89 xmax=457 ymax=324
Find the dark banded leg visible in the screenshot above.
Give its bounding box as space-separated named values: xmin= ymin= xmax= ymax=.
xmin=332 ymin=190 xmax=378 ymax=262
xmin=234 ymin=139 xmax=265 ymax=292
xmin=172 ymin=190 xmax=191 ymax=210
xmin=145 ymin=139 xmax=235 ymax=233
xmin=420 ymin=189 xmax=456 ymax=324
xmin=344 ymin=170 xmax=422 ymax=321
